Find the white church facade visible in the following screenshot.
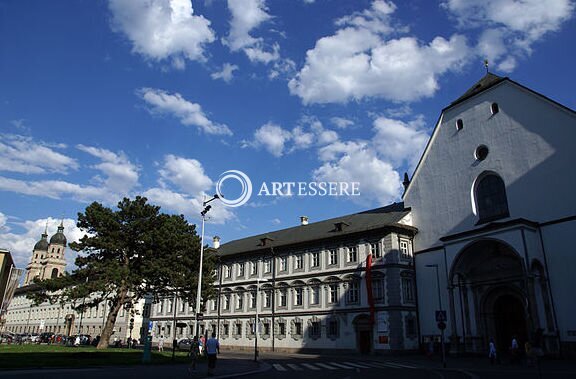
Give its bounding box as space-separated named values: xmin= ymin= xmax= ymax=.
xmin=403 ymin=73 xmax=576 ymax=355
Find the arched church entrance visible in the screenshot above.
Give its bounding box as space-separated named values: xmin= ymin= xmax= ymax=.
xmin=353 ymin=315 xmax=372 ymax=354
xmin=450 ymin=239 xmax=530 ymax=354
xmin=493 ymin=294 xmax=527 ymax=352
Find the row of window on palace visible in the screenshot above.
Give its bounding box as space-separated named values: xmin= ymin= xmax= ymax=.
xmin=153 ymin=276 xmax=416 ymax=315
xmin=157 ymin=318 xmax=343 ymax=340
xmin=218 ymin=239 xmax=412 ymax=280
xmin=6 ymin=302 xmax=129 ymax=322
xmin=158 ymin=315 xmax=418 ymax=341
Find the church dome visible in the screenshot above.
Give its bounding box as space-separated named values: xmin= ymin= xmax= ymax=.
xmin=49 ymin=222 xmax=67 ymax=245
xmin=34 ymin=233 xmax=49 ymax=251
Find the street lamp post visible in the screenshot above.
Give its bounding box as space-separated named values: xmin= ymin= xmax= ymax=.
xmin=195 ymin=194 xmax=219 ymax=339
xmin=426 ymin=264 xmax=446 ymax=368
xmin=172 ymin=295 xmax=177 ymax=361
xmin=254 ymin=278 xmax=268 ymax=362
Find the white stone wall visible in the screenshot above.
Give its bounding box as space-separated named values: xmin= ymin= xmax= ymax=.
xmin=404 ymin=81 xmax=576 ymax=251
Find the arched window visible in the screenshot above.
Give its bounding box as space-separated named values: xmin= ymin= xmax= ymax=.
xmin=491 ymin=102 xmax=499 ymax=115
xmin=51 ymin=268 xmax=59 ymax=278
xmin=475 ymin=174 xmax=509 ymax=223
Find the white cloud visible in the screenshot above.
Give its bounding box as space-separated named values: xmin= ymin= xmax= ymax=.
xmin=138 ymin=88 xmax=233 ymax=136
xmin=443 ymin=0 xmax=575 ymax=68
xmin=252 ymin=123 xmax=292 ymax=157
xmin=224 ymin=0 xmax=280 ymax=64
xmin=0 ymin=216 xmax=85 ymax=272
xmin=372 ymin=116 xmax=429 ymax=170
xmin=0 ymin=176 xmax=107 ymax=201
xmin=247 ymin=118 xmax=340 ymax=157
xmin=330 ymin=117 xmax=354 ymax=129
xmin=314 ymin=140 xmax=402 ymax=205
xmin=108 ymin=0 xmax=215 ymax=68
xmin=145 ymin=155 xmax=233 ymax=224
xmin=143 ymin=187 xmax=234 ymax=224
xmin=0 ymin=134 xmax=78 ymax=174
xmin=211 ymin=63 xmax=239 ymax=82
xmin=0 ymin=145 xmax=139 ymax=203
xmin=289 ymin=1 xmax=471 ymax=104
xmin=77 ymin=145 xmax=140 ymax=193
xmin=158 ymin=155 xmax=213 ymax=195
xmin=0 ymin=212 xmax=8 ymax=231
xmin=291 ymin=126 xmax=315 ymax=150
xmin=312 ymin=113 xmax=430 ymax=205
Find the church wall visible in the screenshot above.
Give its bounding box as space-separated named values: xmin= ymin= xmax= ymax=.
xmin=539 ymin=220 xmax=576 ymax=348
xmin=405 ymin=81 xmax=576 ymax=252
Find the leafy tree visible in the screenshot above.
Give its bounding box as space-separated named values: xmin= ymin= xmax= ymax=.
xmin=30 ymin=196 xmax=216 ymax=349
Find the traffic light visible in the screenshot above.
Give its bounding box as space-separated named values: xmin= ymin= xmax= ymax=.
xmin=129 ymin=318 xmax=134 ymax=330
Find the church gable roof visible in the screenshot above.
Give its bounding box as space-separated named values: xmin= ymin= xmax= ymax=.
xmin=450 ymin=72 xmax=506 ymax=107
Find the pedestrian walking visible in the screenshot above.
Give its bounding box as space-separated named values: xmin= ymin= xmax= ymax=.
xmin=199 ymin=334 xmax=206 ymax=355
xmin=488 ymin=338 xmax=497 ymax=365
xmin=205 ymin=332 xmax=220 ymax=376
xmin=158 ymin=335 xmax=165 ymax=352
xmin=188 ymin=336 xmax=201 ymax=373
xmin=510 ymin=335 xmax=520 ymax=364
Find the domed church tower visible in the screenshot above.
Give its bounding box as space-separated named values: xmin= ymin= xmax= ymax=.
xmin=41 ymin=220 xmax=67 ymax=280
xmin=24 ymin=224 xmax=49 ymax=286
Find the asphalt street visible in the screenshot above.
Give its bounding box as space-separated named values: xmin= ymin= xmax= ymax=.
xmin=1 ymin=351 xmax=575 ymax=379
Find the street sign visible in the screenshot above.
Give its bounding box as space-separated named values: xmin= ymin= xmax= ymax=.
xmin=437 ymin=321 xmax=446 ymax=330
xmin=148 ymin=321 xmax=153 ymax=332
xmin=435 ymin=310 xmax=447 ymax=322
xmin=196 ymin=313 xmax=204 ymax=321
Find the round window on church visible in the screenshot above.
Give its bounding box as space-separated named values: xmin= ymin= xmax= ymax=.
xmin=475 ymin=145 xmax=489 ymax=161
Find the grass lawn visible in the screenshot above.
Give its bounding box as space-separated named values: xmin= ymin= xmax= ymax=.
xmin=0 ymin=344 xmax=199 ymax=369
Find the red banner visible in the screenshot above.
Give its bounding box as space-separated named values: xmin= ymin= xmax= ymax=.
xmin=365 ymin=253 xmax=375 ymax=325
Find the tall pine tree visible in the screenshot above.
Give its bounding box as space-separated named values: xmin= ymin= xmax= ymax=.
xmin=30 ymin=196 xmax=216 ymax=349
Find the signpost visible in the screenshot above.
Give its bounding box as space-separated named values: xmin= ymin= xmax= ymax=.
xmin=436 ymin=309 xmax=447 ymax=368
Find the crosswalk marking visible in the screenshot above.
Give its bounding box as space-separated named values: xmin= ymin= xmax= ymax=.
xmin=328 ymin=362 xmax=355 ymax=369
xmin=273 ymin=363 xmax=287 ymax=371
xmin=343 ymin=362 xmax=371 ymax=368
xmin=367 ymin=361 xmax=417 ymax=369
xmin=314 ymin=363 xmax=338 ymax=370
xmin=301 ymin=363 xmax=321 ymax=370
xmin=381 ymin=362 xmax=417 ymax=369
xmin=271 ymin=360 xmax=418 ymax=372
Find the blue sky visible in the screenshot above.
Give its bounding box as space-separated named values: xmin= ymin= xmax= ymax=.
xmin=1 ymin=0 xmax=575 ymax=271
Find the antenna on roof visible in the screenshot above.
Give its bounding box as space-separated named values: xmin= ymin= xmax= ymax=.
xmin=483 ymin=59 xmax=489 ymax=74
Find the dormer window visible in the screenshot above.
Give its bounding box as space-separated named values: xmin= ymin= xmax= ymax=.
xmin=491 ymin=102 xmax=499 ymax=115
xmin=260 ymin=236 xmax=274 ymax=246
xmin=334 ymin=221 xmax=349 ymax=232
xmin=456 ymin=119 xmax=464 ymax=131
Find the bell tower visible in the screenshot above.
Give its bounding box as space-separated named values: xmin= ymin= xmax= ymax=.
xmin=24 ymin=223 xmax=49 ymax=286
xmin=42 ymin=220 xmax=67 ymax=280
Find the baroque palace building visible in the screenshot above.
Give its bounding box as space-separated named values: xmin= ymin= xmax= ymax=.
xmin=150 ymin=204 xmax=419 ymax=354
xmin=3 ymin=223 xmax=147 ymax=342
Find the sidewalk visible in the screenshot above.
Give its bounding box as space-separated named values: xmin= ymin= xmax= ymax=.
xmin=0 ymin=353 xmax=271 ymax=379
xmin=188 ymin=354 xmax=270 ymax=378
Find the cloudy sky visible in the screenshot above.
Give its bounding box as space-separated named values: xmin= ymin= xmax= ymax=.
xmin=1 ymin=0 xmax=575 ymax=271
